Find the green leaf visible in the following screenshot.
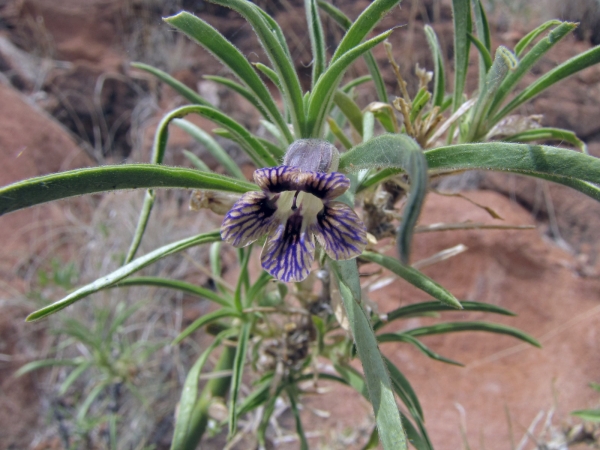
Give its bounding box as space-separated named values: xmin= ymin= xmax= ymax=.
xmin=58 ymin=361 xmax=93 ymax=395
xmin=488 ymin=21 xmax=577 ymax=120
xmin=186 ymin=105 xmax=278 ymax=167
xmin=330 ymin=0 xmax=400 ymax=64
xmin=253 ymin=62 xmax=281 ymax=90
xmin=229 ymin=322 xmax=251 ymax=436
xmin=501 ymin=127 xmax=587 ymax=153
xmin=374 ymin=300 xmax=516 ymax=330
xmin=327 ymin=116 xmax=354 ymax=150
xmin=360 ymin=252 xmax=462 ymax=309
xmin=173 ymin=118 xmax=246 ymax=179
xmin=467 ymin=32 xmax=493 ymax=73
xmin=466 ymin=46 xmax=517 ymax=141
xmin=424 ymin=142 xmax=600 ymax=201
xmin=387 ymin=321 xmax=541 ymax=347
xmin=341 ymin=75 xmax=373 ymax=92
xmin=334 ymin=364 xmax=429 ymax=450
xmin=288 ymin=387 xmax=309 ymax=450
xmin=25 ymin=230 xmax=222 ymax=321
xmin=164 ymin=12 xmax=292 ymax=143
xmin=470 ymin=0 xmax=491 ymax=89
xmin=236 ymin=374 xmax=274 ymax=417
xmin=318 ymin=1 xmax=389 ymax=103
xmin=0 ymin=165 xmax=256 ymax=216
xmin=339 ymin=134 xmax=427 ymax=264
xmin=306 ymin=0 xmax=326 ymax=87
xmin=383 ymin=357 xmax=423 ymax=419
xmin=203 ymin=75 xmax=272 ymax=125
xmin=171 ymin=329 xmax=236 ymax=450
xmin=204 ymin=0 xmax=305 ymax=137
xmin=380 ymin=333 xmax=463 ymax=366
xmin=334 ymin=90 xmax=364 ymax=137
xmin=124 ymin=189 xmax=155 ymax=263
xmin=14 ymin=358 xmax=81 ymax=377
xmin=115 ymin=277 xmax=232 ymax=308
xmin=307 ymin=28 xmax=395 ymax=137
xmin=514 ymin=19 xmax=562 ymax=57
xmin=451 ymin=0 xmax=471 ymax=111
xmin=331 ymin=260 xmax=407 ymax=450
xmin=492 ymin=45 xmax=600 ymax=124
xmin=131 ymin=62 xmax=211 ymax=106
xmin=173 ymin=309 xmax=237 ymax=346
xmin=424 ymin=25 xmax=446 ymax=107
xmin=572 ymin=409 xmax=600 ymax=422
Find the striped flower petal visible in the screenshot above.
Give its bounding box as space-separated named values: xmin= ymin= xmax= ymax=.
xmin=261 ymin=211 xmax=315 ymax=282
xmin=310 ymin=201 xmax=367 ymax=260
xmin=221 ymin=191 xmax=278 ymax=247
xmin=296 ymin=171 xmax=350 ymax=200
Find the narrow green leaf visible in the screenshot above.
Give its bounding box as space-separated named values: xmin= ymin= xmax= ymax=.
xmin=58 ymin=361 xmax=93 ymax=395
xmin=288 ymin=388 xmax=309 ymax=450
xmin=424 ymin=25 xmax=446 ymax=107
xmin=334 ymin=90 xmax=364 ymax=137
xmin=77 ymin=382 xmax=109 ymax=422
xmin=327 ymin=116 xmax=354 ymax=150
xmin=374 ymin=300 xmax=516 ymax=330
xmin=318 ymin=1 xmax=389 ymax=103
xmin=124 ymin=189 xmax=155 ymax=263
xmin=492 ymin=45 xmax=600 ymax=124
xmin=114 ymin=276 xmax=232 ymax=308
xmin=383 ymin=357 xmax=423 ymax=419
xmin=183 ymin=150 xmax=210 ymax=172
xmin=379 ymin=333 xmax=463 ymax=366
xmin=203 ymin=75 xmax=273 ymax=125
xmin=331 ymin=260 xmax=407 ymax=450
xmin=15 ymin=359 xmax=81 ymax=377
xmin=424 ymin=142 xmax=600 ymax=201
xmin=501 ymin=127 xmax=587 ymax=153
xmin=341 ymin=75 xmax=373 ymax=92
xmin=452 ymin=0 xmax=471 ymax=111
xmin=164 ymin=12 xmax=292 ymax=143
xmin=171 ymin=329 xmax=235 ymax=450
xmin=186 ymin=105 xmax=277 ymax=167
xmin=236 ymin=374 xmax=274 ymax=417
xmin=409 ymin=88 xmax=432 ymax=123
xmin=330 ymin=0 xmax=400 ymax=64
xmin=253 ymin=62 xmax=282 ymax=90
xmin=340 ymin=134 xmax=427 ymax=263
xmin=205 ymin=0 xmax=305 ymax=137
xmin=488 ymin=21 xmax=577 ymax=119
xmin=467 ymin=46 xmax=517 ymax=141
xmin=173 ymin=309 xmax=237 ymax=346
xmin=467 ymin=32 xmax=493 ymax=73
xmin=173 ymin=118 xmax=246 ymax=179
xmin=306 ymin=0 xmax=326 ymax=87
xmin=363 ymin=111 xmax=375 ymax=143
xmin=572 ymin=409 xmax=600 ymax=422
xmin=514 ymin=19 xmax=562 ymax=57
xmin=25 ymin=230 xmax=222 ymax=321
xmin=391 ymin=321 xmax=541 ymax=347
xmin=471 ymin=0 xmax=491 ymax=89
xmin=0 ymin=165 xmax=256 ymax=216
xmin=361 ymin=252 xmax=462 ymax=309
xmin=131 ymin=62 xmax=211 ymax=106
xmin=307 ymin=29 xmax=394 ymax=137
xmin=334 ymin=364 xmax=429 ymax=450
xmin=229 ymin=322 xmax=251 ymax=436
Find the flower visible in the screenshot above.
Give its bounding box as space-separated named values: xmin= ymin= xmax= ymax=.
xmin=220 ymin=164 xmax=367 ymax=282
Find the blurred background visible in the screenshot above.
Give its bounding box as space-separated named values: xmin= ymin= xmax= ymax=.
xmin=1 ymin=0 xmax=600 ymax=448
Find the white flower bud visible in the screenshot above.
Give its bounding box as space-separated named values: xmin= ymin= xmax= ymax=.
xmin=283 ymin=139 xmax=340 ymax=173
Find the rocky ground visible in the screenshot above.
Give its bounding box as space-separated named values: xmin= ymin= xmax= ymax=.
xmin=1 ymin=0 xmax=600 ymax=449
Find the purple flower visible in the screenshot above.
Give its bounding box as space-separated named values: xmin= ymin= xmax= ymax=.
xmin=221 ymin=165 xmax=367 ymax=282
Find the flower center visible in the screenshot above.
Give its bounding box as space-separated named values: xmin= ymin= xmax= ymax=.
xmin=275 ymin=190 xmax=324 ymax=226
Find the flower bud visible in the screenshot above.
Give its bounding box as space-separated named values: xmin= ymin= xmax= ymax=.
xmin=283 ymin=139 xmax=339 ymax=173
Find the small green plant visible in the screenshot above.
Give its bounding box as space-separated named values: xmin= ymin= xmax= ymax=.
xmin=4 ymin=0 xmax=600 ymax=448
